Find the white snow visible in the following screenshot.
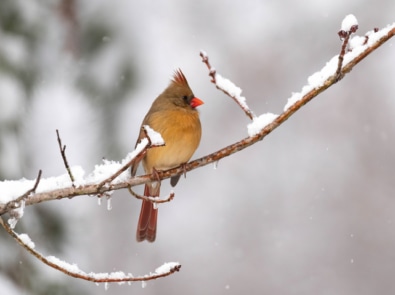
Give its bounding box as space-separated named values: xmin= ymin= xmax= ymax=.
xmin=7 ymin=200 xmax=25 ymax=228
xmin=0 ymin=139 xmax=150 ymax=206
xmin=108 ymin=271 xmax=127 ymax=279
xmin=17 ymin=233 xmax=35 ymax=249
xmin=365 ymin=22 xmax=395 ymax=45
xmin=39 ymin=166 xmax=86 ymax=190
xmin=284 ymin=21 xmax=395 ymax=112
xmin=90 ymin=271 xmax=128 ymax=281
xmin=215 ymin=73 xmax=249 ymax=110
xmin=247 ymin=113 xmax=279 ymax=137
xmin=47 ymin=256 xmax=132 ymax=282
xmin=0 ymin=179 xmax=37 ymax=204
xmin=5 ymin=227 xmax=160 ymax=284
xmin=348 ymin=35 xmax=366 ymax=50
xmin=86 ymin=138 xmax=148 ymax=184
xmin=46 ymin=256 xmax=83 ymax=274
xmin=8 ymin=217 xmax=18 ymax=229
xmin=46 ymin=256 xmax=133 ymax=280
xmin=45 ymin=255 xmax=167 ymax=283
xmin=0 ymin=166 xmax=84 ymax=205
xmin=143 ymin=125 xmax=165 ymax=146
xmin=36 ymin=263 xmax=168 ymax=288
xmin=284 ymin=54 xmax=339 ymax=111
xmin=154 ymin=262 xmax=180 ymax=274
xmin=341 ymin=14 xmax=358 ymax=32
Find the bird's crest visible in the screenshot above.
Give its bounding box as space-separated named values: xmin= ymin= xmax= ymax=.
xmin=172 ymin=69 xmax=189 ymax=86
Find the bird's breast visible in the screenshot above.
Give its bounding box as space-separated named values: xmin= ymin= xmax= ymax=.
xmin=143 ymin=109 xmax=201 ymax=172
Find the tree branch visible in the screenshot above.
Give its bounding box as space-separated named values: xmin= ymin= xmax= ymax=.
xmin=0 ymin=23 xmax=394 ymax=216
xmin=0 ymin=216 xmax=181 ymax=283
xmin=0 ymin=17 xmax=394 ymax=286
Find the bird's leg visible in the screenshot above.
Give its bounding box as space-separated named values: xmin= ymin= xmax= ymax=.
xmin=151 ymin=167 xmax=161 ymax=182
xmin=149 ymin=167 xmax=161 ymax=197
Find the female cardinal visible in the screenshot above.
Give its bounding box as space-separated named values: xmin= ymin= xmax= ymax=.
xmin=131 ymin=69 xmax=203 ymax=242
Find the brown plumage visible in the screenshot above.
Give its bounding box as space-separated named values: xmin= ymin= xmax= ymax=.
xmin=131 ymin=69 xmax=203 ymax=242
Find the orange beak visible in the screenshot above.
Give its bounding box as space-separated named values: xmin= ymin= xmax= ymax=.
xmin=190 ymin=97 xmax=204 ymax=108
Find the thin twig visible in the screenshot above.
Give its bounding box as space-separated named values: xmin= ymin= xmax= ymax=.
xmin=0 ymin=216 xmax=180 ymax=282
xmin=336 ymin=24 xmax=358 ymax=81
xmin=0 ymin=170 xmax=42 ymax=216
xmin=128 ymin=186 xmax=175 ymax=204
xmin=199 ymin=51 xmax=216 ymax=83
xmin=56 ymin=129 xmax=75 ymax=186
xmin=200 ymin=51 xmax=255 ymax=120
xmin=97 ymin=148 xmax=147 ymax=190
xmin=335 ymin=33 xmax=350 ymax=81
xmin=97 ymin=126 xmax=162 ymax=190
xmin=21 ymin=170 xmax=42 ymax=199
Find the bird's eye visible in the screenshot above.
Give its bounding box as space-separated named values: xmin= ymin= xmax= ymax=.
xmin=182 ymin=95 xmax=188 ymax=102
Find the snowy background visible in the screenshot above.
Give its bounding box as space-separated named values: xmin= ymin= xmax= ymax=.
xmin=1 ymin=0 xmax=395 ymax=294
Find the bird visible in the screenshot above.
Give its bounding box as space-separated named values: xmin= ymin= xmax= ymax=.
xmin=131 ymin=69 xmax=203 ymax=242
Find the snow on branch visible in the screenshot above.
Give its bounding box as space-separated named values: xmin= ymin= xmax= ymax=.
xmin=0 ymin=126 xmax=161 ymax=217
xmin=284 ymin=17 xmax=394 ymax=111
xmin=200 ymin=50 xmax=255 ymax=120
xmin=5 ymin=170 xmax=42 ymax=228
xmin=0 ymin=216 xmax=181 ymax=284
xmin=0 ymin=15 xmax=394 ymax=285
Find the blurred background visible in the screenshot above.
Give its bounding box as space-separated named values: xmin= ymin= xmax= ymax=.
xmin=1 ymin=0 xmax=394 ymax=294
